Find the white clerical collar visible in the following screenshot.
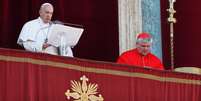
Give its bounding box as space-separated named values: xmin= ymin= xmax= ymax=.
xmin=38 ymin=17 xmax=50 ymax=27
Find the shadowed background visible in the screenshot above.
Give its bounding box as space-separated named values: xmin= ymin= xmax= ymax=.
xmin=1 ymin=0 xmax=201 ymax=69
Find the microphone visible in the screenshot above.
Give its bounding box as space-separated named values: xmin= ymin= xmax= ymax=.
xmin=52 ymin=20 xmax=64 ymax=24
xmin=52 ymin=20 xmax=84 ymax=28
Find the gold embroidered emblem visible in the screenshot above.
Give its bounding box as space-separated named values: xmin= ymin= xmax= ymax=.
xmin=65 ymin=75 xmax=104 ymax=101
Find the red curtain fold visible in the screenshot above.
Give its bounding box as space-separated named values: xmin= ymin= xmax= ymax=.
xmin=0 ymin=0 xmax=119 ymax=62
xmin=161 ymin=0 xmax=201 ymax=67
xmin=0 ymin=48 xmax=200 ymax=101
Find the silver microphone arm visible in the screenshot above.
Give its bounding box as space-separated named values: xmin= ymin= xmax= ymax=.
xmin=52 ymin=20 xmax=84 ymax=28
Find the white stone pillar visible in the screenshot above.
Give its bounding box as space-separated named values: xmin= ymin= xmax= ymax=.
xmin=118 ymin=0 xmax=142 ymax=55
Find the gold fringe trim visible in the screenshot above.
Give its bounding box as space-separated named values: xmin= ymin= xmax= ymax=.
xmin=0 ymin=55 xmax=200 ymax=85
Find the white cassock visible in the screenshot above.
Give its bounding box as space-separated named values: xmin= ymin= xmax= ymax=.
xmin=17 ymin=17 xmax=73 ymax=57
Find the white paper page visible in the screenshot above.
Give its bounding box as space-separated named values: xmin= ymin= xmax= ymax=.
xmin=47 ymin=24 xmax=84 ymax=47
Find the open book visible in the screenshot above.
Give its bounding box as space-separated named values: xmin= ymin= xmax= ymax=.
xmin=47 ymin=24 xmax=84 ymax=47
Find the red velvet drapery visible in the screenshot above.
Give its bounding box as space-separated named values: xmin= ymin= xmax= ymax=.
xmin=2 ymin=0 xmax=201 ymax=68
xmin=161 ymin=0 xmax=201 ymax=68
xmin=0 ymin=0 xmax=119 ymax=62
xmin=0 ymin=48 xmax=200 ymax=101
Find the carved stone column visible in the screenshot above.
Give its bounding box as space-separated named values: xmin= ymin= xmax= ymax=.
xmin=118 ymin=0 xmax=142 ymax=54
xmin=142 ymin=0 xmax=162 ymax=59
xmin=118 ymin=0 xmax=162 ymax=60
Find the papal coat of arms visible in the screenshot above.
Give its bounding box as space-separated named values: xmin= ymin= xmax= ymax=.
xmin=65 ymin=75 xmax=104 ymax=101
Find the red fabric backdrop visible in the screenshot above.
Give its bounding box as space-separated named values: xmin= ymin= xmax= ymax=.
xmin=1 ymin=0 xmax=201 ymax=68
xmin=0 ymin=0 xmax=119 ymax=62
xmin=161 ymin=0 xmax=201 ymax=68
xmin=0 ymin=48 xmax=201 ymax=101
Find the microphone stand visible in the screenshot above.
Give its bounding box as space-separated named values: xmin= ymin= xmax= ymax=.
xmin=52 ymin=20 xmax=84 ymax=28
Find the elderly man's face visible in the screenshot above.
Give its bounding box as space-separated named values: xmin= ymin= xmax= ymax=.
xmin=39 ymin=5 xmax=53 ymax=23
xmin=136 ymin=42 xmax=151 ymax=56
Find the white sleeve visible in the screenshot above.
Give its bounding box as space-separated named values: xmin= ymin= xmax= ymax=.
xmin=17 ymin=21 xmax=38 ymax=45
xmin=23 ymin=41 xmax=43 ymax=52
